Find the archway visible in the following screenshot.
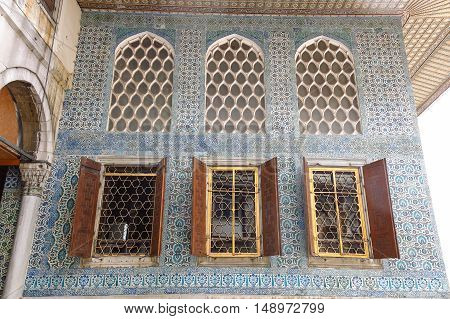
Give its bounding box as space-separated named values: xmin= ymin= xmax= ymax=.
xmin=0 ymin=68 xmax=54 ymax=162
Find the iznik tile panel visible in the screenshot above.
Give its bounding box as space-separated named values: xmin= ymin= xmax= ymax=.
xmin=11 ymin=11 xmax=448 ymax=298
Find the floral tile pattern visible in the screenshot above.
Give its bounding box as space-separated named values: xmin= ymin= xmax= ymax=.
xmin=0 ymin=167 xmax=22 ymax=295
xmin=3 ymin=12 xmax=446 ymax=297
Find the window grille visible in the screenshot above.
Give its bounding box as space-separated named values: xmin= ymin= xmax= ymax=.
xmin=205 ymin=36 xmax=266 ymax=133
xmin=308 ymin=167 xmax=369 ymax=257
xmin=296 ymin=37 xmax=361 ymax=134
xmin=108 ymin=33 xmax=174 ymax=132
xmin=95 ymin=165 xmax=157 ymax=256
xmin=207 ymin=167 xmax=260 ymax=256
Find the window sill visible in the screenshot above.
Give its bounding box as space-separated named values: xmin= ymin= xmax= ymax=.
xmin=308 ymin=256 xmax=382 ymax=269
xmin=197 ymin=256 xmax=271 ymax=267
xmin=81 ymin=256 xmax=159 ymax=268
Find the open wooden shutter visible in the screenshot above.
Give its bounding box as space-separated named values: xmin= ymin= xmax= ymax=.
xmin=150 ymin=158 xmax=166 ymax=257
xmin=363 ymin=159 xmax=400 ymax=259
xmin=260 ymin=158 xmax=281 ymax=256
xmin=69 ymin=157 xmax=101 ymax=258
xmin=191 ymin=158 xmax=207 ymax=256
xmin=303 ymin=158 xmax=317 ymax=256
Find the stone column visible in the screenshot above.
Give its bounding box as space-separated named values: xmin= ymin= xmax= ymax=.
xmin=2 ymin=162 xmax=51 ymax=299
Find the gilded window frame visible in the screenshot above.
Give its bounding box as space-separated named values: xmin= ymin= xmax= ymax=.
xmin=308 ymin=166 xmax=370 ymax=258
xmin=206 ymin=166 xmax=261 ymax=257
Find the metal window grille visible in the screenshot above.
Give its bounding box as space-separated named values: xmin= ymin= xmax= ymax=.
xmin=108 ymin=33 xmax=174 ymax=132
xmin=296 ymin=37 xmax=361 ymax=135
xmin=207 ymin=167 xmax=260 ymax=256
xmin=94 ymin=165 xmax=157 ymax=256
xmin=308 ymin=167 xmax=369 ymax=258
xmin=205 ymin=35 xmax=266 ymax=133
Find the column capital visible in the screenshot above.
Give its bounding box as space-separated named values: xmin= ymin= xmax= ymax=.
xmin=19 ymin=162 xmax=51 ymax=196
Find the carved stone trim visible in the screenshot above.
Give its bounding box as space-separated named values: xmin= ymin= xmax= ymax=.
xmin=19 ymin=162 xmax=51 ymax=196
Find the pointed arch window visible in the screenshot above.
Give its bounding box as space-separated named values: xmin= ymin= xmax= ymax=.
xmin=108 ymin=32 xmax=174 ymax=132
xmin=296 ymin=37 xmax=361 ymax=135
xmin=205 ymin=35 xmax=266 ymax=133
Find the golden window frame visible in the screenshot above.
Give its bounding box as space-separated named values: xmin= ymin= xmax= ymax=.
xmin=206 ymin=166 xmax=261 ymax=257
xmin=308 ymin=166 xmax=370 ymax=258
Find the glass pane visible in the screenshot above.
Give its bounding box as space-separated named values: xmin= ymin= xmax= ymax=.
xmin=210 ymin=169 xmax=258 ymax=255
xmin=210 ymin=191 xmax=233 ymax=254
xmin=234 ymin=170 xmax=255 ymax=193
xmin=314 ymin=193 xmax=340 ymax=254
xmin=338 ymin=194 xmax=365 ymax=255
xmin=234 ymin=189 xmax=257 ymax=254
xmin=212 ymin=170 xmax=233 ymax=191
xmin=312 ymin=171 xmax=334 ymax=192
xmin=335 ymin=171 xmax=358 ymax=193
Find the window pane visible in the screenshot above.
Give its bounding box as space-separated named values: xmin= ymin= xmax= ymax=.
xmin=312 ymin=171 xmax=334 ymax=192
xmin=234 ymin=192 xmax=257 ymax=254
xmin=96 ymin=167 xmax=156 ymax=256
xmin=209 ymin=168 xmax=259 ymax=256
xmin=335 ymin=171 xmax=358 ymax=193
xmin=314 ymin=193 xmax=340 ymax=254
xmin=310 ymin=168 xmax=368 ymax=257
xmin=338 ymin=194 xmax=365 ymax=255
xmin=234 ymin=170 xmax=257 ymax=254
xmin=210 ymin=190 xmax=233 ymax=254
xmin=211 ymin=170 xmax=233 ymax=191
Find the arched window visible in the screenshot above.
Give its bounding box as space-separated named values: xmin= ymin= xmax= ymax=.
xmin=108 ymin=32 xmax=174 ymax=132
xmin=205 ymin=35 xmax=266 ymax=133
xmin=296 ymin=37 xmax=361 ymax=134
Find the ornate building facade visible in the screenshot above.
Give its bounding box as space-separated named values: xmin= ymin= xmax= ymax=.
xmin=0 ymin=1 xmax=449 ymax=298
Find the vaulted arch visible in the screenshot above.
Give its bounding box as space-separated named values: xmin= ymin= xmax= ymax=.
xmin=0 ymin=67 xmax=53 ymax=162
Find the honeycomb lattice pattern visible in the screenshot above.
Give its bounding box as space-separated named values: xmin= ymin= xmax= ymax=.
xmin=108 ymin=33 xmax=174 ymax=132
xmin=296 ymin=37 xmax=361 ymax=134
xmin=311 ymin=169 xmax=367 ymax=256
xmin=205 ymin=36 xmax=266 ymax=133
xmin=95 ymin=165 xmax=157 ymax=256
xmin=209 ymin=168 xmax=258 ymax=255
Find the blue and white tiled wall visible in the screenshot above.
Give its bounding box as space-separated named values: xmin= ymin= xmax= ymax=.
xmin=0 ymin=167 xmax=22 ymax=294
xmin=9 ymin=12 xmax=448 ymax=297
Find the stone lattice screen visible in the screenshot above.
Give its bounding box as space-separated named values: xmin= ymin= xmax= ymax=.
xmin=205 ymin=35 xmax=266 ymax=133
xmin=296 ymin=37 xmax=361 ymax=135
xmin=108 ymin=32 xmax=174 ymax=132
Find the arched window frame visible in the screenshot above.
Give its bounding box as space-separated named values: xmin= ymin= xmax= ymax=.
xmin=295 ymin=36 xmax=362 ymax=135
xmin=205 ymin=34 xmax=267 ymax=134
xmin=108 ymin=32 xmax=175 ymax=132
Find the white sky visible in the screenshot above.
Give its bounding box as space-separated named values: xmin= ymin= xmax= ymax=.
xmin=418 ymin=88 xmax=450 ymax=273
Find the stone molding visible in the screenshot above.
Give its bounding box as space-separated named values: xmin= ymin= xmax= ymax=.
xmin=19 ymin=162 xmax=51 ymax=196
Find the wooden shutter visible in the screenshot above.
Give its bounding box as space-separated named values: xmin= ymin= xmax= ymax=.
xmin=363 ymin=159 xmax=400 ymax=259
xmin=260 ymin=158 xmax=281 ymax=256
xmin=303 ymin=158 xmax=317 ymax=256
xmin=150 ymin=158 xmax=166 ymax=257
xmin=69 ymin=157 xmax=101 ymax=258
xmin=191 ymin=158 xmax=207 ymax=256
